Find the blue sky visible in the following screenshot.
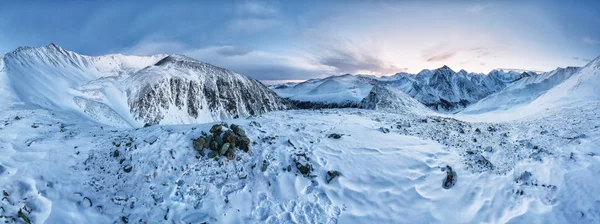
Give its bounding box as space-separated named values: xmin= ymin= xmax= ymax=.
xmin=1 ymin=0 xmax=599 ymax=80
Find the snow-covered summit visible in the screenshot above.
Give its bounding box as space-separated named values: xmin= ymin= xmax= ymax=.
xmin=0 ymin=44 xmax=286 ymax=126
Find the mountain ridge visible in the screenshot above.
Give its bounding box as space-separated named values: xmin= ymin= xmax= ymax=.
xmin=0 ymin=43 xmax=286 ymax=126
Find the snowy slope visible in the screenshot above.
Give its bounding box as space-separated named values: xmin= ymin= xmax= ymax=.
xmin=0 ymin=44 xmax=285 ymax=126
xmin=361 ymin=84 xmax=431 ymax=115
xmin=2 ymin=102 xmax=599 ymax=223
xmin=271 ymin=74 xmax=377 ymax=106
xmin=530 ymin=56 xmax=600 ymax=107
xmin=462 ymin=66 xmax=580 ymax=114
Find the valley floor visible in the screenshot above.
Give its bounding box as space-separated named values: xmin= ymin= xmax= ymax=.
xmin=1 ymin=103 xmax=599 ymax=223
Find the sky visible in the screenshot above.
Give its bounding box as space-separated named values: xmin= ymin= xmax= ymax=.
xmin=0 ymin=0 xmax=599 ymax=81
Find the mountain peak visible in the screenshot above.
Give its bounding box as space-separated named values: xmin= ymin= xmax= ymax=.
xmin=154 ymin=54 xmax=200 ymax=66
xmin=439 ymin=65 xmax=452 ymax=70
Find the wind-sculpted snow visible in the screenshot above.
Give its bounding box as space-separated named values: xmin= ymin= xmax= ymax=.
xmin=2 ymin=102 xmax=599 ymax=223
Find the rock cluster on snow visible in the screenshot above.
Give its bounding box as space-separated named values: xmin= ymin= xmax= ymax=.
xmin=192 ymin=123 xmax=251 ymax=160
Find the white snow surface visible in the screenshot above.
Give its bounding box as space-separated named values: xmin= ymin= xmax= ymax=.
xmin=1 ymin=99 xmax=599 ymax=223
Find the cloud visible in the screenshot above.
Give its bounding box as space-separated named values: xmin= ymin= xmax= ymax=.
xmin=582 ymin=36 xmax=598 ymax=44
xmin=466 ymin=4 xmax=491 ymax=13
xmin=236 ymin=1 xmax=279 ymax=17
xmin=572 ymin=56 xmax=592 ymax=62
xmin=215 ymin=45 xmax=251 ymax=56
xmin=425 ymin=51 xmax=456 ymax=62
xmin=229 ymin=18 xmax=281 ymax=32
xmin=121 ymin=37 xmax=186 ymax=55
xmin=422 ymin=45 xmax=494 ymax=62
xmin=183 ymin=45 xmax=332 ymax=80
xmin=314 ymin=40 xmax=405 ymax=75
xmin=229 ymin=1 xmax=281 ymax=32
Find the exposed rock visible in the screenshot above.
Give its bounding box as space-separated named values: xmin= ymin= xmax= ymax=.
xmin=328 ymin=133 xmax=343 ymax=139
xmin=144 ymin=135 xmax=158 ymax=145
xmin=220 ymin=143 xmax=230 ymax=155
xmin=210 ymin=124 xmax=223 ymax=135
xmin=18 ymin=209 xmax=31 ymax=224
xmin=380 ymin=127 xmax=390 ymax=133
xmin=192 ymin=137 xmax=206 ymax=152
xmin=123 ymin=165 xmax=133 ymax=173
xmin=518 ymin=171 xmax=532 ymax=183
xmin=294 ymin=153 xmax=312 ymax=176
xmin=128 ymin=55 xmax=286 ymax=125
xmin=261 ymin=160 xmax=270 ymax=172
xmin=207 ymin=151 xmax=217 ymax=158
xmin=326 ymin=170 xmax=341 ymax=184
xmin=249 ymin=121 xmax=261 ymax=127
xmin=442 ymin=165 xmax=457 ymax=189
xmin=82 ymin=197 xmax=93 ymax=208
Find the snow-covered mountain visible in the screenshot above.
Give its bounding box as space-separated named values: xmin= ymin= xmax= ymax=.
xmin=126 ymin=55 xmax=286 ymax=124
xmin=272 ymin=74 xmax=378 ymax=108
xmin=382 ymin=66 xmax=529 ymax=112
xmin=0 ymin=44 xmax=285 ymax=126
xmin=361 ymin=84 xmax=431 ymax=115
xmin=462 ymin=66 xmax=580 ymax=114
xmin=529 ymin=56 xmax=600 ymax=108
xmin=272 ymin=65 xmax=533 ymax=112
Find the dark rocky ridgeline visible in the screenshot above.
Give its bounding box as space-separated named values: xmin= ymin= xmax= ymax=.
xmin=128 ymin=55 xmax=287 ymax=124
xmin=379 ymin=66 xmax=525 ymax=112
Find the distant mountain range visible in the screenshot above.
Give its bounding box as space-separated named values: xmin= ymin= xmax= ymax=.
xmin=269 ymin=65 xmax=560 ymax=112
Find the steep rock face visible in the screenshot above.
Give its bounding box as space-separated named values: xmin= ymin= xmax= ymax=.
xmin=127 ymin=55 xmax=286 ymax=124
xmin=382 ymin=66 xmax=525 ymax=112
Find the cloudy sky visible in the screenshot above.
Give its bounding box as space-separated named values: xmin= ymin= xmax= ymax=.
xmin=1 ymin=0 xmax=599 ymax=81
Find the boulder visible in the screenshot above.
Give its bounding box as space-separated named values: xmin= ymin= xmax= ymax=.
xmin=326 ymin=170 xmax=341 ymax=184
xmin=294 ymin=153 xmax=312 ymax=176
xmin=442 ymin=165 xmax=457 ymax=189
xmin=210 ymin=124 xmax=223 ymax=135
xmin=193 ymin=137 xmax=206 ymax=152
xmin=220 ymin=143 xmax=230 ymax=155
xmin=328 ymin=133 xmax=343 ymax=139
